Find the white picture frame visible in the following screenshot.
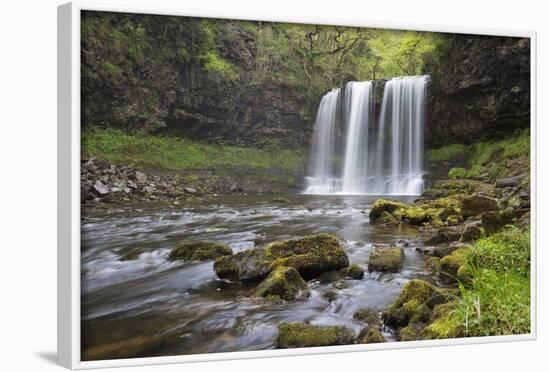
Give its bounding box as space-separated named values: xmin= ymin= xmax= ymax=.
xmin=58 ymin=1 xmax=537 ymax=369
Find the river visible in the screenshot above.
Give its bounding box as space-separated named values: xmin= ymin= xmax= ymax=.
xmin=81 ymin=194 xmax=432 ymax=360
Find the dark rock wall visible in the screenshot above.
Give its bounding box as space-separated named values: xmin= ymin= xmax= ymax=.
xmin=426 ymin=34 xmax=530 ymax=148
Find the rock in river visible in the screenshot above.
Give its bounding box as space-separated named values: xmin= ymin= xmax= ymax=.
xmin=276 ymin=322 xmax=355 ymax=348
xmin=255 ymin=266 xmax=306 ymax=301
xmin=169 ymin=241 xmax=232 ymax=261
xmin=214 ymin=234 xmax=350 ymax=282
xmin=368 ymin=246 xmax=404 ymax=273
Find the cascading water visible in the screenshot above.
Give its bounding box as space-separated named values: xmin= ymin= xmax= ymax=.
xmin=303 ymin=88 xmax=341 ymax=194
xmin=304 ymin=75 xmax=428 ymax=196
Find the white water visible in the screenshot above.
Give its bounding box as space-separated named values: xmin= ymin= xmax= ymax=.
xmin=304 ymin=76 xmax=428 ymax=196
xmin=303 ymin=88 xmax=341 ymax=194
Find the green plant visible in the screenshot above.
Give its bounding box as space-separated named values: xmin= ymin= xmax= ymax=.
xmin=448 ymin=167 xmax=467 ymax=179
xmin=426 ymin=144 xmax=468 ymax=162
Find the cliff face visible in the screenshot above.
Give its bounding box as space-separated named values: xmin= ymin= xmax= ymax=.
xmin=426 ymin=34 xmax=530 ymax=148
xmin=81 ymin=13 xmax=311 ymax=150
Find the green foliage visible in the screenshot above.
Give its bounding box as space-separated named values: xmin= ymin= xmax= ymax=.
xmin=426 ymin=144 xmax=468 ymax=162
xmin=200 ymin=51 xmax=239 ymax=81
xmin=452 ymin=226 xmax=531 ymax=336
xmin=448 ymin=167 xmax=467 ymax=179
xmin=469 ymin=130 xmax=530 ymax=169
xmin=82 ymin=129 xmax=306 ymax=172
xmin=469 ymin=226 xmax=530 ymax=277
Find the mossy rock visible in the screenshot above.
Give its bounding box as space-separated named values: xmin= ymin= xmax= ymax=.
xmin=214 ymin=248 xmax=273 ymax=282
xmin=461 ymin=195 xmax=499 ymax=218
xmin=321 ymin=289 xmax=338 ymax=303
xmin=169 ymin=241 xmax=232 ymax=261
xmin=401 ymin=207 xmax=427 ymax=225
xmin=265 ymin=234 xmax=349 ymax=279
xmin=460 ymin=220 xmax=483 ymax=242
xmin=368 ymin=246 xmax=404 ymax=273
xmin=358 ymin=327 xmax=386 ymax=343
xmin=339 ymin=264 xmax=364 ymax=279
xmin=481 ymin=210 xmax=516 ymax=235
xmin=353 ymin=308 xmax=382 ymax=328
xmin=439 ymin=247 xmax=471 ymax=283
xmin=272 ymin=197 xmax=290 ymax=203
xmin=377 ymin=211 xmax=400 ymax=225
xmin=423 ymin=257 xmax=441 ymax=275
xmin=214 ymin=234 xmax=349 ymax=282
xmin=370 ymin=199 xmax=408 ymax=223
xmin=276 ymin=322 xmax=355 ymax=348
xmin=398 ymin=322 xmax=426 ymax=341
xmin=421 ymin=303 xmax=463 ymax=340
xmin=255 ymin=266 xmax=306 ymax=301
xmin=382 ymin=280 xmax=447 ymax=328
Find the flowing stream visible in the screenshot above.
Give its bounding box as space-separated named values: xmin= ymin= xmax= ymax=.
xmin=304 ymin=76 xmax=428 ymax=195
xmin=81 ymin=195 xmax=432 ymax=360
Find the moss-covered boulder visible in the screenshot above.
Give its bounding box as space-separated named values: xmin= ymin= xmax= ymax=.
xmin=358 ymin=327 xmax=386 ymax=343
xmin=461 ymin=195 xmax=499 ymax=218
xmin=214 ymin=248 xmax=273 ymax=282
xmin=398 ymin=322 xmax=426 ymax=341
xmin=401 ymin=207 xmax=428 ymax=225
xmin=339 ymin=264 xmax=364 ymax=279
xmin=459 ymin=220 xmax=483 ymax=242
xmin=264 ymin=234 xmax=349 ymax=279
xmin=421 ymin=303 xmax=463 ymax=340
xmin=353 ymin=308 xmax=382 ymax=328
xmin=481 ymin=210 xmax=516 ymax=234
xmin=321 ymin=289 xmax=338 ymax=303
xmin=369 ymin=199 xmax=408 ymax=223
xmin=276 ymin=322 xmax=355 ymax=348
xmin=255 ymin=266 xmax=306 ymax=301
xmin=169 ymin=241 xmax=232 ymax=261
xmin=368 ymin=246 xmax=404 ymax=273
xmin=214 ymin=234 xmax=349 ymax=282
xmin=382 ymin=280 xmax=447 ymax=328
xmin=423 ymin=257 xmax=441 ymax=275
xmin=439 ymin=247 xmax=470 ymax=283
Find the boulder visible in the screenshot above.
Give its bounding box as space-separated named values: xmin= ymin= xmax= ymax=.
xmin=339 ymin=264 xmax=364 ymax=279
xmin=369 ymin=199 xmax=407 ymax=223
xmin=276 ymin=322 xmax=355 ymax=348
xmin=358 ymin=327 xmax=386 ymax=343
xmin=321 ymin=290 xmax=338 ymax=303
xmin=398 ymin=322 xmax=426 ymax=341
xmin=368 ymin=246 xmax=404 ymax=273
xmin=255 ymin=266 xmax=306 ymax=301
xmin=481 ymin=210 xmax=516 ymax=234
xmin=460 ymin=220 xmax=483 ymax=242
xmin=382 ymin=280 xmax=446 ymax=327
xmin=214 ymin=248 xmax=273 ymax=282
xmin=461 ymin=195 xmax=499 ymax=218
xmin=421 ymin=303 xmax=463 ymax=340
xmin=134 ymin=171 xmax=148 ymax=184
xmin=169 ymin=241 xmax=232 ymax=261
xmin=92 ymin=180 xmax=110 ymax=196
xmin=214 ymin=234 xmax=349 ymax=281
xmin=353 ymin=308 xmax=382 ymax=328
xmin=439 ymin=247 xmax=470 ymax=283
xmin=495 ymin=173 xmax=527 ymax=188
xmin=401 ymin=207 xmax=428 ymax=225
xmin=433 ymin=241 xmax=471 ymax=258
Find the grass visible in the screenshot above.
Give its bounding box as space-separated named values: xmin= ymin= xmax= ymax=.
xmin=426 ymin=144 xmax=468 ymax=162
xmin=427 ymin=130 xmax=530 ymax=181
xmin=452 ymin=227 xmax=531 ymax=336
xmin=82 ymin=128 xmax=306 ymax=172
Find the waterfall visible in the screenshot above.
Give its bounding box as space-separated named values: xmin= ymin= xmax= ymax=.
xmin=303 ymin=88 xmax=341 ymax=194
xmin=304 ymin=75 xmax=428 ymax=196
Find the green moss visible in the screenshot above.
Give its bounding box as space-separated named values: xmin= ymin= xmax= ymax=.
xmin=421 ymin=303 xmax=462 ymax=340
xmin=383 ymin=280 xmax=446 ymax=327
xmin=276 ymin=322 xmax=355 ymax=348
xmin=339 ymin=264 xmax=365 ymax=279
xmin=353 ymin=309 xmax=381 ymax=328
xmin=265 ymin=234 xmax=350 ymax=279
xmin=402 ymin=207 xmax=427 ymax=225
xmin=399 ymin=322 xmax=426 ymax=341
xmin=101 ymin=61 xmax=123 ymax=77
xmin=271 ymin=197 xmax=290 ymax=203
xmin=424 ymin=257 xmax=441 ymax=275
xmin=82 ymin=129 xmax=307 ymax=173
xmin=426 ymin=144 xmax=468 ymax=162
xmin=255 ymin=266 xmax=306 ymax=301
xmin=200 ymin=51 xmax=239 ymax=81
xmin=439 ymin=247 xmax=470 ymax=283
xmin=169 ymin=241 xmax=232 ymax=261
xmin=368 ymin=246 xmax=404 ymax=273
xmin=369 ymin=199 xmax=408 ymax=223
xmin=448 ymin=167 xmax=468 ymax=179
xmin=359 ymin=327 xmax=386 ymax=344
